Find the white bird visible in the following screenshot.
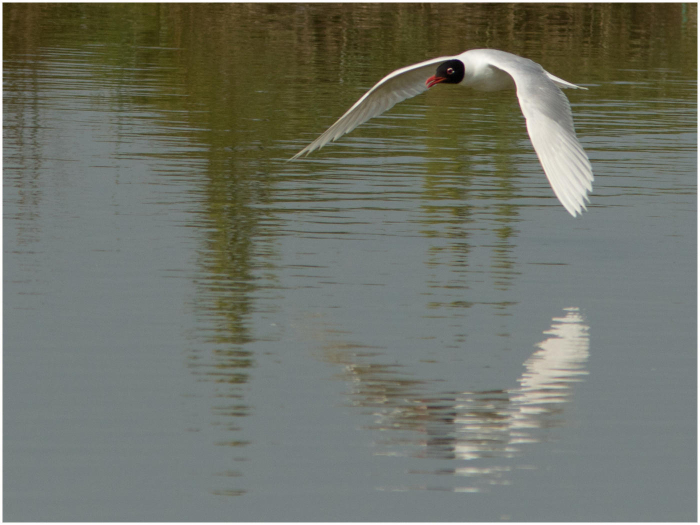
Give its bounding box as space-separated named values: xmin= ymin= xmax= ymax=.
xmin=291 ymin=49 xmax=594 ymax=217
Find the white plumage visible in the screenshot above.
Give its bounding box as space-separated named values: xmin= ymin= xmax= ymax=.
xmin=292 ymin=49 xmax=594 ymax=217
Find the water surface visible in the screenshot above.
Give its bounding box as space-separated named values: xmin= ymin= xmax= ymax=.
xmin=4 ymin=4 xmax=696 ymax=521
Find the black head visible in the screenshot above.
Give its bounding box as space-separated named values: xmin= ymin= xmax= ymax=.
xmin=426 ymin=59 xmax=465 ymax=88
xmin=436 ymin=59 xmax=465 ymax=83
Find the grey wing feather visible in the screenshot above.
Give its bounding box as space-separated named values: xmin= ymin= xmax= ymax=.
xmin=291 ymin=56 xmax=452 ymax=160
xmin=487 ymin=56 xmax=594 ymax=217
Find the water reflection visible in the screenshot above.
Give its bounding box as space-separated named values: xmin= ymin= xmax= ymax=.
xmin=320 ymin=307 xmax=589 ymax=492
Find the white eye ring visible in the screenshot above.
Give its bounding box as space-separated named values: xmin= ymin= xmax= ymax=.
xmin=447 ymin=68 xmax=454 ymax=75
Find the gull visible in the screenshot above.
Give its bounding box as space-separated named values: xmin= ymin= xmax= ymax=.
xmin=291 ymin=49 xmax=594 ymax=217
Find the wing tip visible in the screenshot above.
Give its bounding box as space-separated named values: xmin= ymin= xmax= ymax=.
xmin=563 ymin=190 xmax=592 ymax=217
xmin=289 ymin=146 xmax=313 ymax=161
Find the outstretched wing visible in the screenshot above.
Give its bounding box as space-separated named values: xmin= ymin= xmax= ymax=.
xmin=482 ymin=51 xmax=594 ymax=217
xmin=291 ymin=56 xmax=452 ymax=160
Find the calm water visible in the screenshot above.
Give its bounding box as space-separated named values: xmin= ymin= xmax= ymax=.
xmin=3 ymin=4 xmax=696 ymax=521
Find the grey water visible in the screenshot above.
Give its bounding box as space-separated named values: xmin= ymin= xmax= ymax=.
xmin=3 ymin=4 xmax=696 ymax=521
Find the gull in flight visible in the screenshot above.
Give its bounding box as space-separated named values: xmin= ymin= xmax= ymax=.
xmin=292 ymin=49 xmax=594 ymax=217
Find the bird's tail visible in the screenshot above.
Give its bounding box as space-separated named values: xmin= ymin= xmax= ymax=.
xmin=546 ymin=71 xmax=588 ymax=90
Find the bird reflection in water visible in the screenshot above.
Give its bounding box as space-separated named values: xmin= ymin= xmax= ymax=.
xmin=317 ymin=307 xmax=590 ymax=493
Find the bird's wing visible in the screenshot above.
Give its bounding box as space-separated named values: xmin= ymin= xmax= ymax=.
xmin=486 ymin=54 xmax=594 ymax=217
xmin=291 ymin=56 xmax=452 ymax=160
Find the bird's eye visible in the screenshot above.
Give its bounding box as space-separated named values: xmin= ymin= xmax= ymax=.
xmin=447 ymin=68 xmax=454 ymax=75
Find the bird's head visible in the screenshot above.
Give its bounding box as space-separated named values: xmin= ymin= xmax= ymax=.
xmin=426 ymin=59 xmax=465 ymax=88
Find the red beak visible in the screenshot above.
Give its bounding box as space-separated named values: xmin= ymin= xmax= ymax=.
xmin=426 ymin=75 xmax=446 ymax=88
